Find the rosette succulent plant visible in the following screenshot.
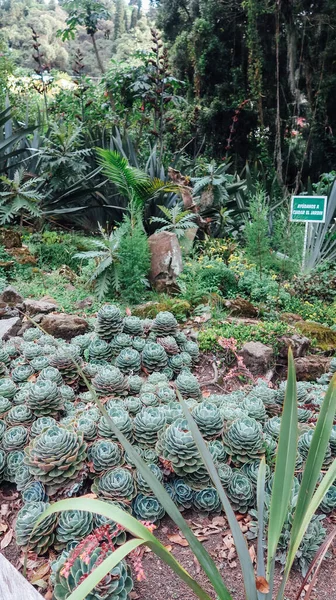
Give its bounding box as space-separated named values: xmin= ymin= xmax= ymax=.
xmin=241 ymin=396 xmax=267 ymax=422
xmin=0 ymin=419 xmax=6 ymax=441
xmin=134 ymin=463 xmax=163 ymax=495
xmin=15 ymin=501 xmax=58 ymax=554
xmin=0 ymin=448 xmax=6 ymax=482
xmin=82 ymin=362 xmax=100 ymax=379
xmin=27 ymin=380 xmax=63 ymax=417
xmin=169 ymin=353 xmax=190 ymax=374
xmin=30 ymin=417 xmax=57 ymax=438
xmin=92 ymin=467 xmax=136 ymax=501
xmin=12 ymin=387 xmax=30 ymax=405
xmin=132 ymin=336 xmax=146 ymax=352
xmin=49 ymin=349 xmax=82 ymax=385
xmin=4 ymin=450 xmax=24 ymax=481
xmin=14 ymin=464 xmax=33 ymax=491
xmin=139 ymin=392 xmax=158 ymax=407
xmin=0 ymin=361 xmax=8 ymax=376
xmin=96 ymin=304 xmax=124 ymax=340
xmin=88 ymin=439 xmax=124 ymax=472
xmin=23 ymin=328 xmax=43 ymax=342
xmin=264 ymin=416 xmax=282 ymax=440
xmin=110 ymin=334 xmax=133 ymax=356
xmin=2 ymin=425 xmax=29 ymax=451
xmin=141 ymin=342 xmax=168 ymax=372
xmin=226 ymin=472 xmax=254 ymax=513
xmin=298 ymin=429 xmax=332 ymax=466
xmin=22 ymin=481 xmax=47 ymax=503
xmin=157 ymin=386 xmax=176 ymax=404
xmin=128 ymin=375 xmax=143 ymax=394
xmin=123 ymin=315 xmax=143 ymax=336
xmin=98 ymin=407 xmax=133 ymax=441
xmin=88 ymin=338 xmax=112 ymax=363
xmin=38 ymin=367 xmax=63 ymax=386
xmin=124 ymin=396 xmax=142 ymax=415
xmin=193 ymin=487 xmax=221 ymax=514
xmin=133 ymin=494 xmax=165 ymax=523
xmin=92 ymin=366 xmax=128 ymax=396
xmin=55 ymin=510 xmax=94 ymax=550
xmin=6 ymin=404 xmax=34 ymax=426
xmin=160 ymin=418 xmax=203 ymax=476
xmin=191 ymin=402 xmax=223 ymax=439
xmin=208 ymin=440 xmax=228 ymax=465
xmin=94 ymin=507 xmax=127 ymax=546
xmin=22 ymin=343 xmax=44 ymax=361
xmin=218 ymin=464 xmax=233 ymax=487
xmin=172 ymin=478 xmax=194 ymax=509
xmin=0 ymin=377 xmax=17 ymax=399
xmin=53 ymin=548 xmax=133 ymax=600
xmin=241 ymin=460 xmax=270 ymax=486
xmin=223 ymin=417 xmax=264 ymax=466
xmin=152 ymin=311 xmax=178 ymax=336
xmin=59 ymin=385 xmax=75 ymax=402
xmin=219 ymin=405 xmax=248 ymax=423
xmin=75 ymin=416 xmax=97 ymax=441
xmin=30 ymin=356 xmax=50 ymax=371
xmin=72 ymin=333 xmax=93 ymax=353
xmin=320 ymin=485 xmax=336 ymax=513
xmin=183 ymin=341 xmax=199 ymax=363
xmin=176 ymin=372 xmax=201 ymax=399
xmin=11 ymin=363 xmax=34 ymax=384
xmin=0 ymin=347 xmax=11 ymax=366
xmin=157 ymin=336 xmax=179 ymax=355
xmin=297 ymin=407 xmax=313 ymax=422
xmin=24 ymin=425 xmax=87 ymax=495
xmin=115 ymin=348 xmax=141 ymax=373
xmin=164 ymin=401 xmax=183 ymax=424
xmin=133 ymin=407 xmax=166 ymax=447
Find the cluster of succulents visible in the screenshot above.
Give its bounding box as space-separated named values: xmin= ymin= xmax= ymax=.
xmin=15 ymin=501 xmax=58 ymax=553
xmin=223 ymin=417 xmax=265 ymax=465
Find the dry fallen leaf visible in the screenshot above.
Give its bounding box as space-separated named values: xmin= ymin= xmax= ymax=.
xmin=193 ymin=556 xmax=201 ymax=574
xmin=0 ymin=528 xmax=13 ymax=549
xmin=212 ymin=516 xmax=226 ymax=527
xmin=0 ymin=523 xmax=8 ymax=533
xmin=164 ymin=545 xmax=172 ymax=552
xmin=227 ymin=547 xmax=236 ymax=562
xmin=44 ymin=590 xmax=53 ymax=600
xmin=167 ymin=533 xmax=189 ymax=547
xmin=248 ymin=545 xmax=256 ymax=563
xmin=1 ymin=504 xmax=9 ymax=516
xmin=130 ymin=592 xmax=140 ymax=600
xmin=30 ymin=562 xmax=51 ymax=583
xmin=31 ymin=579 xmax=48 ymax=590
xmin=81 ymin=493 xmax=97 ymax=499
xmin=256 ymin=576 xmax=270 ymax=593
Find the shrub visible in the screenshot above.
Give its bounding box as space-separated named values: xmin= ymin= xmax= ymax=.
xmin=238 ymin=268 xmax=291 ymax=307
xmin=293 ymin=262 xmax=336 ymax=304
xmin=118 ymin=216 xmax=151 ymax=303
xmin=27 ymin=231 xmax=91 ymax=272
xmin=178 ymin=258 xmax=237 ymax=305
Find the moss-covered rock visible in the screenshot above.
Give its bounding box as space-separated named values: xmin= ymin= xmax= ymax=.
xmin=296 ymin=321 xmax=336 ymax=351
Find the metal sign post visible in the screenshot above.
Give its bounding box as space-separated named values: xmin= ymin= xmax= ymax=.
xmin=290 ymin=195 xmax=327 ymax=271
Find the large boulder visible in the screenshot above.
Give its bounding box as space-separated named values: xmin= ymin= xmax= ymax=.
xmin=224 ymin=297 xmax=259 ymax=318
xmin=239 ymin=341 xmax=274 ymax=375
xmin=24 ymin=298 xmax=58 ymax=316
xmin=0 ymin=317 xmax=22 ymax=340
xmin=40 ymin=313 xmax=89 ymax=340
xmin=148 ymin=231 xmax=183 ymax=293
xmin=0 ymin=286 xmax=24 ymax=305
xmin=294 ymin=356 xmax=331 ymax=381
xmin=278 ymin=334 xmax=311 ymax=359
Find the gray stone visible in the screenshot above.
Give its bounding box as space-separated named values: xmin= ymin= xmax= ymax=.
xmin=24 ymin=298 xmax=58 ymax=316
xmin=239 ymin=341 xmax=274 ymax=375
xmin=40 ymin=313 xmax=89 ymax=340
xmin=278 ymin=334 xmax=311 ymax=359
xmin=0 ymin=317 xmax=22 ymax=340
xmin=294 ymin=356 xmax=331 ymax=381
xmin=0 ymin=286 xmax=24 ymax=305
xmin=148 ymin=231 xmax=183 ymax=293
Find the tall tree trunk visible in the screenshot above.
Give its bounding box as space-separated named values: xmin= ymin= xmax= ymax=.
xmin=274 ymin=0 xmax=283 ymax=185
xmin=91 ymin=34 xmax=105 ymax=74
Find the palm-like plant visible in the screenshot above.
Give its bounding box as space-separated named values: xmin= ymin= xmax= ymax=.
xmin=73 ymin=223 xmax=126 ymax=300
xmin=96 ymin=149 xmax=180 ymax=214
xmin=151 ymin=203 xmax=197 ymax=239
xmin=0 ymin=169 xmax=42 ymax=225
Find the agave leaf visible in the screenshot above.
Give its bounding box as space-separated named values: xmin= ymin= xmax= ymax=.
xmin=267 ymin=349 xmax=298 ymax=575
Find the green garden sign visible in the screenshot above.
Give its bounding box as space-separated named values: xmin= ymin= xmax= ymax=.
xmin=290 ymin=196 xmax=327 ymax=223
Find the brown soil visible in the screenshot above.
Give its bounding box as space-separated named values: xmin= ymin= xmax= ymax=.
xmin=134 ymin=513 xmax=336 ymax=600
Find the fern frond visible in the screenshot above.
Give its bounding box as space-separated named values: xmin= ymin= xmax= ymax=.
xmin=95 ymin=270 xmax=112 ymax=301
xmin=73 ymin=250 xmax=108 ymax=260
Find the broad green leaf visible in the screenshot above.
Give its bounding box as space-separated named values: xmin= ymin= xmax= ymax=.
xmin=289 ymin=375 xmax=336 ymax=545
xmin=267 ymin=349 xmax=298 ymax=575
xmin=177 ymin=391 xmax=257 ymax=600
xmin=67 ymin=538 xmax=143 ymax=600
xmin=256 ymin=458 xmax=266 ymax=585
xmin=34 ymin=499 xmax=213 ymax=600
xmin=284 ymin=458 xmax=336 ymax=577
